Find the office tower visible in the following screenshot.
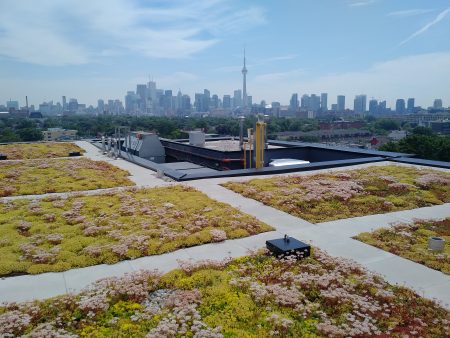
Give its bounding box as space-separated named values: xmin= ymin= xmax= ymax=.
xmin=68 ymin=98 xmax=78 ymax=111
xmin=125 ymin=91 xmax=136 ymax=114
xmin=433 ymin=99 xmax=443 ymax=109
xmin=62 ymin=96 xmax=67 ymax=110
xmin=310 ymin=94 xmax=321 ymax=111
xmin=289 ymin=93 xmax=299 ymax=111
xmin=379 ymin=100 xmax=387 ymax=113
xmin=194 ymin=93 xmax=203 ymax=112
xmin=223 ymin=95 xmax=231 ymax=108
xmin=136 ymin=84 xmax=147 ymax=113
xmin=320 ymin=93 xmax=328 ymax=111
xmin=203 ymin=89 xmax=210 ymax=111
xmin=247 ymin=95 xmax=252 ymax=106
xmin=242 ymin=49 xmax=248 ymax=108
xmin=97 ymin=99 xmax=105 ymax=113
xmin=211 ymin=94 xmax=219 ymax=109
xmin=407 ymin=98 xmax=415 ymax=112
xmin=176 ymin=90 xmax=182 ymax=111
xmin=233 ymin=89 xmax=242 ymax=108
xmin=331 ymin=104 xmax=338 ymax=111
xmin=396 ymin=99 xmax=406 ymax=114
xmin=181 ymin=95 xmax=191 ymax=112
xmin=272 ymin=102 xmax=281 ymax=117
xmin=337 ymin=95 xmax=345 ymax=112
xmin=353 ymin=95 xmax=367 ymax=113
xmin=369 ymin=99 xmax=378 ymax=114
xmin=301 ymin=94 xmax=310 ymax=109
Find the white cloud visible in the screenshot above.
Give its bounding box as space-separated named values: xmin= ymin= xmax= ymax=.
xmin=347 ymin=0 xmax=377 ymax=8
xmin=400 ymin=7 xmax=450 ymax=45
xmin=387 ymin=9 xmax=434 ymax=17
xmin=0 ymin=0 xmax=265 ymax=66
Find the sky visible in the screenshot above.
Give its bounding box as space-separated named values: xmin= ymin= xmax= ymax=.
xmin=0 ymin=0 xmax=449 ymax=109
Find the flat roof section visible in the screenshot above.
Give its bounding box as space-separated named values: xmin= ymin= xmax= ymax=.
xmin=182 ymin=139 xmax=284 ymax=152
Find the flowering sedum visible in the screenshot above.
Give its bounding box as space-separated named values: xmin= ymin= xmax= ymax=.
xmin=355 ymin=218 xmax=450 ymax=274
xmin=0 ymin=142 xmax=85 ymax=160
xmin=0 ymin=250 xmax=448 ymax=337
xmin=0 ymin=158 xmax=133 ymax=196
xmin=0 ymin=186 xmax=271 ymax=276
xmin=222 ymin=165 xmax=450 ymax=223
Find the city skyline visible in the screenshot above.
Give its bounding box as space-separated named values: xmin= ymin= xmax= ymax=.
xmin=1 ymin=0 xmax=450 ymax=107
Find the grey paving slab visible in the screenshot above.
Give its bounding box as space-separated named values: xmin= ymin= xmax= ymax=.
xmin=0 ymin=272 xmax=66 ymax=303
xmin=64 ymin=261 xmax=135 ymax=294
xmin=129 ymin=249 xmax=191 ymax=273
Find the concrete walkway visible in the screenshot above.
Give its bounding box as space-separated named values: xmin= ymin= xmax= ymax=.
xmin=75 ymin=140 xmax=171 ymax=187
xmin=0 ymin=154 xmax=449 ymax=309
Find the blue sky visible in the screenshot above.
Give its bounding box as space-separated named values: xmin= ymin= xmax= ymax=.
xmin=1 ymin=0 xmax=449 ymax=108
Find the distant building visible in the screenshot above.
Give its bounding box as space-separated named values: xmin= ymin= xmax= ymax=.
xmin=337 ymin=95 xmax=345 ymax=112
xmin=433 ymin=99 xmax=443 ymax=109
xmin=301 ymin=94 xmax=310 ymax=110
xmin=430 ymin=120 xmax=450 ymax=135
xmin=310 ymin=94 xmax=320 ymax=111
xmin=42 ymin=128 xmax=77 ymax=141
xmin=396 ymin=99 xmax=406 ymax=114
xmin=223 ymin=95 xmax=231 ymax=109
xmin=233 ymin=89 xmax=242 ymax=108
xmin=407 ymin=98 xmax=415 ymax=112
xmin=331 ymin=103 xmax=338 ymax=111
xmin=320 ymin=93 xmax=328 ymax=111
xmin=6 ymin=100 xmax=19 ymax=110
xmin=353 ymin=95 xmax=367 ymax=114
xmin=289 ymin=93 xmax=299 ymax=111
xmin=369 ymin=99 xmax=378 ymax=114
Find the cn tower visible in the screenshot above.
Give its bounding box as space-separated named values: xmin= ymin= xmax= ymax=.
xmin=242 ymin=48 xmax=248 ymax=108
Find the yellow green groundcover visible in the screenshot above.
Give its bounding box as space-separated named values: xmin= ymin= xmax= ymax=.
xmin=0 ymin=186 xmax=272 ymax=276
xmin=355 ymin=218 xmax=450 ymax=274
xmin=1 ymin=250 xmax=448 ymax=337
xmin=0 ymin=157 xmax=133 ymax=196
xmin=222 ymin=165 xmax=450 ymax=223
xmin=0 ymin=142 xmax=85 ymax=160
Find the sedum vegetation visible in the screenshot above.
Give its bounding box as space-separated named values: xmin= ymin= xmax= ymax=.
xmin=0 ymin=250 xmax=448 ymax=337
xmin=355 ymin=218 xmax=450 ymax=274
xmin=0 ymin=142 xmax=85 ymax=160
xmin=222 ymin=165 xmax=450 ymax=223
xmin=0 ymin=158 xmax=133 ymax=196
xmin=0 ymin=186 xmax=272 ymax=276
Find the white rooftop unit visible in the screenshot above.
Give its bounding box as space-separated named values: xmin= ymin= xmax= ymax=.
xmin=269 ymin=159 xmax=310 ymax=167
xmin=189 ymin=131 xmax=205 ymax=147
xmin=126 ymin=132 xmax=165 ymax=163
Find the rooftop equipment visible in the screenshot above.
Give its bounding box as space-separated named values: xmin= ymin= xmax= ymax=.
xmin=126 ymin=131 xmax=165 ymax=163
xmin=428 ymin=237 xmax=445 ymax=252
xmin=269 ymin=159 xmax=310 ymax=167
xmin=266 ymin=235 xmax=311 ymax=258
xmin=189 ymin=131 xmax=206 ymax=147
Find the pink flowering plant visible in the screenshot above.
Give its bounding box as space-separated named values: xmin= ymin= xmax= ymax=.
xmin=355 ymin=217 xmax=450 ymax=274
xmin=0 ymin=185 xmax=271 ymax=276
xmin=0 ymin=249 xmax=448 ymax=337
xmin=0 ymin=142 xmax=85 ymax=160
xmin=0 ymin=157 xmax=134 ymax=196
xmin=222 ymin=165 xmax=450 ymax=223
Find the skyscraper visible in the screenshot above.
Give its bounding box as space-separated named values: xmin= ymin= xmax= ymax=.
xmin=433 ymin=99 xmax=443 ymax=109
xmin=337 ymin=95 xmax=345 ymax=112
xmin=353 ymin=95 xmax=367 ymax=114
xmin=407 ymin=98 xmax=415 ymax=112
xmin=320 ymin=93 xmax=328 ymax=111
xmin=301 ymin=94 xmax=310 ymax=109
xmin=233 ymin=89 xmax=242 ymax=108
xmin=289 ymin=93 xmax=299 ymax=111
xmin=223 ymin=95 xmax=231 ymax=109
xmin=396 ymin=99 xmax=405 ymax=114
xmin=62 ymin=96 xmax=67 ymax=110
xmin=310 ymin=94 xmax=320 ymax=111
xmin=369 ymin=99 xmax=378 ymax=114
xmin=242 ymin=49 xmax=248 ymax=108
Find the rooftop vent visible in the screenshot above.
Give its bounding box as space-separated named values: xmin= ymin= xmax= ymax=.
xmin=266 ymin=235 xmax=310 ymax=258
